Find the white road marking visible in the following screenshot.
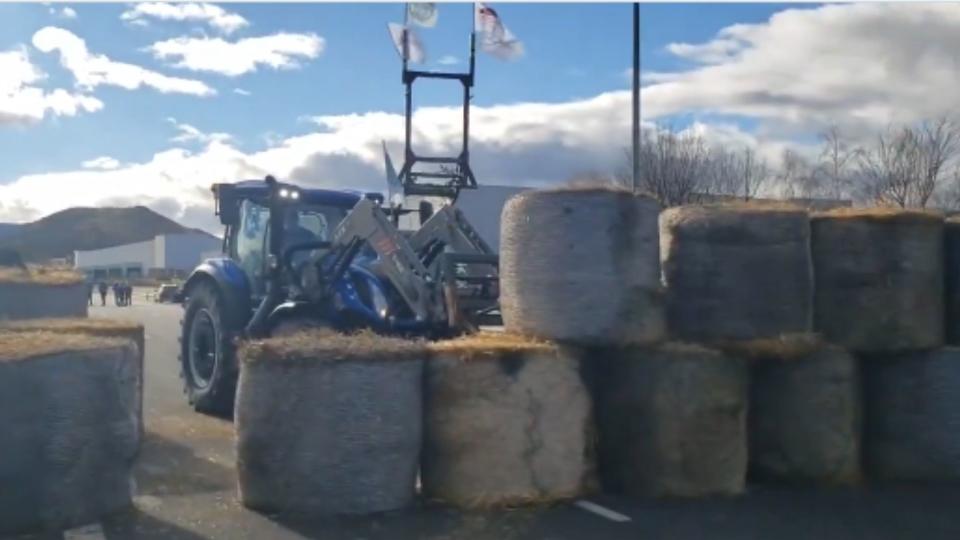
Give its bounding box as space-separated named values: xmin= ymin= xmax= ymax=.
xmin=63 ymin=522 xmax=106 ymax=540
xmin=574 ymin=500 xmax=632 ymax=523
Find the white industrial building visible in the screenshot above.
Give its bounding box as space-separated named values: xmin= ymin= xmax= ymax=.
xmin=74 ymin=232 xmax=222 ymax=280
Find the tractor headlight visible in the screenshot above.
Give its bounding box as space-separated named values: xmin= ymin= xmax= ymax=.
xmin=369 ymin=284 xmax=389 ymax=319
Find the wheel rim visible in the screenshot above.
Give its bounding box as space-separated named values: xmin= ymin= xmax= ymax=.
xmin=188 ymin=309 xmax=218 ymax=390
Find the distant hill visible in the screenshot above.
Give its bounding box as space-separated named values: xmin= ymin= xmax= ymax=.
xmin=0 ymin=223 xmax=20 ymax=239
xmin=0 ymin=206 xmax=214 ymax=263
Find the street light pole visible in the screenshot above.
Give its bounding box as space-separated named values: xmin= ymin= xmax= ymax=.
xmin=632 ymin=2 xmax=640 ymax=192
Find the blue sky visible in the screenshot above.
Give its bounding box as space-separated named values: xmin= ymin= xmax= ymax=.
xmin=3 ymin=2 xmax=957 ymax=228
xmin=0 ymin=2 xmax=802 ymax=183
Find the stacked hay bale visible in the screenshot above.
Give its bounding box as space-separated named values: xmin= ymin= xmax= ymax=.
xmin=811 ymin=208 xmax=948 ymax=482
xmin=945 ymin=217 xmax=960 ymax=344
xmin=0 ymin=266 xmax=87 ymax=320
xmin=811 ymin=208 xmax=944 ymax=352
xmin=727 ymin=337 xmax=862 ymax=485
xmin=0 ymin=332 xmax=140 ymax=535
xmin=236 ymin=330 xmax=424 ymax=516
xmin=862 ymin=349 xmax=960 ymax=480
xmin=0 ymin=318 xmax=146 ymax=440
xmin=422 ymin=333 xmax=596 ymax=508
xmin=499 ymin=185 xmax=665 ymax=345
xmin=659 ymin=203 xmax=814 ymax=342
xmin=593 ymin=344 xmax=748 ymax=497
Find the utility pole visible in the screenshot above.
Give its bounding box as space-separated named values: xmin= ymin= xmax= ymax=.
xmin=632 ymin=2 xmax=640 ymax=192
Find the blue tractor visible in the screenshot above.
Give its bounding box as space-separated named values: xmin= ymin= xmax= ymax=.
xmin=178 ymin=175 xmax=500 ymax=413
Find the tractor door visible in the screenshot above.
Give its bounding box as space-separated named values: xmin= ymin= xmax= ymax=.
xmin=233 ymin=199 xmax=270 ymax=297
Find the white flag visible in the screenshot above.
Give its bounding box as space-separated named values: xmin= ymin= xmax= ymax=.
xmin=407 ymin=3 xmax=438 ymax=28
xmin=382 ymin=141 xmax=404 ymax=207
xmin=475 ymin=3 xmax=524 ymax=61
xmin=388 ymin=22 xmax=426 ymax=64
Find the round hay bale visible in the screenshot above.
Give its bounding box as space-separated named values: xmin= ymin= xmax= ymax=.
xmin=811 ymin=208 xmax=944 ymax=353
xmin=747 ymin=342 xmax=862 ymax=485
xmin=499 ymin=186 xmax=665 ymax=346
xmin=863 ymin=348 xmax=960 ymax=481
xmin=422 ymin=333 xmax=596 ymax=508
xmin=945 ymin=218 xmax=960 ymax=345
xmin=0 ymin=318 xmax=146 ymax=442
xmin=236 ymin=331 xmax=425 ymax=516
xmin=594 ymin=343 xmax=748 ymax=498
xmin=0 ymin=268 xmax=87 ymax=321
xmin=659 ymin=204 xmax=813 ymax=342
xmin=0 ymin=332 xmax=141 ymax=535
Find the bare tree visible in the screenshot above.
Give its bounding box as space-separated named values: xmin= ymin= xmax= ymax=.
xmin=735 ymin=147 xmax=769 ymax=200
xmin=856 ymin=117 xmax=959 ymax=208
xmin=818 ymin=125 xmax=856 ymax=200
xmin=777 ymin=149 xmax=823 ymax=199
xmin=616 ymin=125 xmax=713 ymax=206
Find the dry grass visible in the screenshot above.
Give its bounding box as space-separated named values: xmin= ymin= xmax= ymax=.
xmin=0 ymin=317 xmax=142 ymax=334
xmin=710 ymin=333 xmax=824 ymax=361
xmin=240 ymin=328 xmax=426 ymax=365
xmin=0 ymin=265 xmax=84 ymax=285
xmin=665 ymin=201 xmax=808 ymax=217
xmin=0 ymin=331 xmax=128 ymax=362
xmin=811 ymin=206 xmax=944 ymax=222
xmin=515 ymin=180 xmax=658 ymax=200
xmin=428 ymin=331 xmax=560 ymax=360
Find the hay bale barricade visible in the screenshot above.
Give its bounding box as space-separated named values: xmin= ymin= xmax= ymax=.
xmin=499 ymin=186 xmax=665 ymax=345
xmin=743 ymin=339 xmax=862 ymax=485
xmin=236 ymin=331 xmax=424 ymax=516
xmin=422 ymin=333 xmax=595 ymax=507
xmin=659 ymin=204 xmax=813 ymax=342
xmin=594 ymin=343 xmax=748 ymax=498
xmin=863 ymin=348 xmax=960 ymax=481
xmin=945 ymin=218 xmax=960 ymax=345
xmin=811 ymin=209 xmax=944 ymax=353
xmin=0 ymin=332 xmax=141 ymax=535
xmin=0 ymin=318 xmax=146 ymax=440
xmin=0 ymin=267 xmax=87 ymax=321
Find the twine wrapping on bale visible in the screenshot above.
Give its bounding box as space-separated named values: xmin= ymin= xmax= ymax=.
xmin=945 ymin=218 xmax=960 ymax=345
xmin=0 ymin=318 xmax=146 ymax=441
xmin=863 ymin=348 xmax=960 ymax=481
xmin=422 ymin=332 xmax=596 ymax=508
xmin=0 ymin=332 xmax=141 ymax=535
xmin=0 ymin=267 xmax=87 ymax=321
xmin=747 ymin=340 xmax=862 ymax=485
xmin=660 ymin=203 xmax=813 ymax=342
xmin=236 ymin=331 xmax=425 ymax=516
xmin=593 ymin=343 xmax=748 ymax=498
xmin=811 ymin=208 xmax=944 ymax=353
xmin=499 ymin=185 xmax=665 ymax=346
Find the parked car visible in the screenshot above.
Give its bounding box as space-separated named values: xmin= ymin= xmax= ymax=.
xmin=155 ymin=283 xmax=182 ymax=303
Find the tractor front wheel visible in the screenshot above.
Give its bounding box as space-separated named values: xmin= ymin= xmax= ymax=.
xmin=180 ymin=282 xmax=237 ymax=415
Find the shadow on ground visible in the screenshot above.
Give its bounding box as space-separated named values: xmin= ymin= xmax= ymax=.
xmin=135 ymin=429 xmax=234 ymax=497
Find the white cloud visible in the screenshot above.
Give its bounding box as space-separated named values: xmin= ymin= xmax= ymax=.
xmin=166 ymin=117 xmax=233 ymax=145
xmin=82 ymin=156 xmax=120 ymax=170
xmin=642 ymin=3 xmax=960 ymax=139
xmin=121 ymin=2 xmax=248 ymax=34
xmin=437 ymin=55 xmax=459 ymax=66
xmin=0 ymin=91 xmax=790 ymax=229
xmin=147 ymin=33 xmax=325 ymax=77
xmin=0 ymin=47 xmax=102 ymax=125
xmin=49 ymin=6 xmax=77 ymax=19
xmin=32 ymin=26 xmax=216 ymax=97
xmin=233 ymin=87 xmax=251 ymax=96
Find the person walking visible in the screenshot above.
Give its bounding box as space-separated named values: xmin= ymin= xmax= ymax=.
xmin=87 ymin=281 xmax=94 ymax=306
xmin=98 ymin=281 xmax=108 ymax=306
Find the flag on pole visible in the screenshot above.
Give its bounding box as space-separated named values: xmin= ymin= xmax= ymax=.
xmin=388 ymin=22 xmax=426 ymax=63
xmin=382 ymin=141 xmax=404 ymax=207
xmin=475 ymin=3 xmax=524 ymax=61
xmin=407 ymin=3 xmax=438 ymax=28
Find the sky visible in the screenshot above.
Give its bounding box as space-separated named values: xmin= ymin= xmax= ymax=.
xmin=2 ymin=2 xmax=960 ymax=231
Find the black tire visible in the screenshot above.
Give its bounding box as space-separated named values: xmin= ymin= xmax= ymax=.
xmin=179 ymin=282 xmax=238 ymax=415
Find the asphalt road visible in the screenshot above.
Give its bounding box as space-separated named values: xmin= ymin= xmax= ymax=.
xmin=9 ymin=289 xmax=960 ymax=539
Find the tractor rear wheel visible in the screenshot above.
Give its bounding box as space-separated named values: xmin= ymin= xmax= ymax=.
xmin=180 ymin=282 xmax=238 ymax=415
